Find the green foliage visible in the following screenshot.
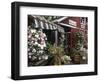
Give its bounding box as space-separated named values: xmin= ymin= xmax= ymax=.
xmin=76 ymin=32 xmax=84 ymax=44
xmin=47 ymin=43 xmax=71 ymax=65
xmin=69 ymin=32 xmax=85 ymax=63
xmin=75 ymin=32 xmax=84 ymax=50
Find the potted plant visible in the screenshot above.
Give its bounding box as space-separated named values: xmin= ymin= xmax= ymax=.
xmin=47 ymin=43 xmax=71 ymax=65
xmin=70 ymin=32 xmax=84 ymax=64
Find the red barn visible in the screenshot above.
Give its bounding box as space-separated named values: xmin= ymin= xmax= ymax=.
xmin=53 ymin=16 xmax=88 ymax=51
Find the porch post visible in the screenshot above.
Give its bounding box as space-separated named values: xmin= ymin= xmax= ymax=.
xmin=55 ymin=30 xmax=58 ymax=46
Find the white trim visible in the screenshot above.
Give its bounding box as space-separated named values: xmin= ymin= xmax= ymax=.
xmin=59 ymin=23 xmax=77 ymax=28
xmin=53 ymin=17 xmax=68 ymax=22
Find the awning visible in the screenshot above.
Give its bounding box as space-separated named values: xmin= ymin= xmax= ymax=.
xmin=31 ymin=16 xmax=65 ymax=32
xmin=32 ymin=16 xmax=58 ymax=30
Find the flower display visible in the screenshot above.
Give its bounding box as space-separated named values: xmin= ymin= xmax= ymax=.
xmin=28 ymin=26 xmax=48 ymax=62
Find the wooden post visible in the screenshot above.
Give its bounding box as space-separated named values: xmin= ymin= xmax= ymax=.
xmin=55 ymin=30 xmax=58 ymax=46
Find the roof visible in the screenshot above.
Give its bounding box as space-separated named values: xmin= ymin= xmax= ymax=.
xmin=53 ymin=16 xmax=78 ymax=28
xmin=29 ymin=15 xmax=65 ymax=32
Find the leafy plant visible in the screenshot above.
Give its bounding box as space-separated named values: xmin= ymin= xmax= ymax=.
xmin=47 ymin=43 xmax=71 ymax=65
xmin=75 ymin=32 xmax=84 ymax=50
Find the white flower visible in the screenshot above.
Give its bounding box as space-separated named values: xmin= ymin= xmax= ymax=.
xmin=28 ymin=34 xmax=32 ymax=38
xmin=31 ymin=41 xmax=34 ymax=44
xmin=82 ymin=56 xmax=86 ymax=60
xmin=38 ymin=30 xmax=41 ymax=33
xmin=37 ymin=43 xmax=41 ymax=47
xmin=37 ymin=43 xmax=45 ymax=49
xmin=31 ymin=29 xmax=36 ymax=33
xmin=35 ymin=34 xmax=39 ymax=38
xmin=43 ymin=55 xmax=48 ymax=60
xmin=39 ymin=57 xmax=42 ymax=60
xmin=63 ymin=55 xmax=71 ymax=61
xmin=40 ymin=46 xmax=43 ymax=50
xmin=29 ymin=55 xmax=31 ymax=59
xmin=66 ymin=56 xmax=71 ymax=61
xmin=39 ymin=50 xmax=43 ymax=54
xmin=41 ymin=55 xmax=48 ymax=60
xmin=34 ymin=42 xmax=38 ymax=45
xmin=43 ymin=33 xmax=46 ymax=37
xmin=40 ymin=46 xmax=44 ymax=50
xmin=43 ymin=43 xmax=46 ymax=47
xmin=28 ymin=53 xmax=32 ymax=56
xmin=32 ymin=49 xmax=36 ymax=52
xmin=45 ymin=37 xmax=47 ymax=40
xmin=39 ymin=44 xmax=45 ymax=49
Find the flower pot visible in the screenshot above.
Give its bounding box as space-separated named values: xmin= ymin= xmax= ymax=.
xmin=73 ymin=54 xmax=82 ymax=64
